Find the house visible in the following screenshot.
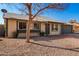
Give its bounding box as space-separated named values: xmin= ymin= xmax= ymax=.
xmin=69 ymin=20 xmax=79 ymax=33
xmin=3 ymin=13 xmax=73 ymax=38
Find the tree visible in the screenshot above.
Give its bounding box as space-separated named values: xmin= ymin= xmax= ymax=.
xmin=22 ymin=3 xmax=68 ymax=43
xmin=1 ymin=3 xmax=69 ymax=42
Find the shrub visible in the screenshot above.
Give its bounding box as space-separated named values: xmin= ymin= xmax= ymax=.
xmin=39 ymin=31 xmax=45 ymax=36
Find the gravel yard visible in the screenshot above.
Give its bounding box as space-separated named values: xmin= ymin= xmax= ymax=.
xmin=0 ymin=34 xmax=79 ymax=56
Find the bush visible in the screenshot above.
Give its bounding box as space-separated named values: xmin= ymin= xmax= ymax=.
xmin=12 ymin=31 xmax=18 ymax=38
xmin=39 ymin=32 xmax=45 ymax=36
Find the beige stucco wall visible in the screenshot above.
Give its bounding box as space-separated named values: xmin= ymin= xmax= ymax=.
xmin=8 ymin=19 xmax=17 ymax=37
xmin=7 ymin=20 xmax=40 ymax=38
xmin=71 ymin=23 xmax=79 ymax=33
xmin=40 ymin=22 xmax=45 ymax=32
xmin=49 ymin=23 xmax=61 ymax=35
xmin=7 ymin=19 xmax=62 ymax=38
xmin=18 ymin=22 xmax=46 ymax=37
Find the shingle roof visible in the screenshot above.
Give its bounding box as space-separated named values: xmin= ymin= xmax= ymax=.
xmin=4 ymin=13 xmax=27 ymax=20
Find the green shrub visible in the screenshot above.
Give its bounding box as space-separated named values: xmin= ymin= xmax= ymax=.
xmin=39 ymin=32 xmax=45 ymax=36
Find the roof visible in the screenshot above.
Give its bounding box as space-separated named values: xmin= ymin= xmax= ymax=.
xmin=63 ymin=23 xmax=73 ymax=25
xmin=3 ymin=13 xmax=64 ymax=23
xmin=4 ymin=13 xmax=27 ymax=20
xmin=3 ymin=13 xmax=73 ymax=26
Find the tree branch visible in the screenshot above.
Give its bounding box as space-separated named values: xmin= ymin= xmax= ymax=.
xmin=32 ymin=6 xmax=49 ymax=19
xmin=32 ymin=4 xmax=64 ymax=19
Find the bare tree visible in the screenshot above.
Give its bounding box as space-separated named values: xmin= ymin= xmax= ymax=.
xmin=1 ymin=3 xmax=69 ymax=42
xmin=23 ymin=3 xmax=68 ymax=42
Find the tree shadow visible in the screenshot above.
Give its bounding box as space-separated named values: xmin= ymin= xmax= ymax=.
xmin=31 ymin=34 xmax=73 ymax=41
xmin=31 ymin=34 xmax=79 ymax=41
xmin=72 ymin=47 xmax=79 ymax=49
xmin=30 ymin=41 xmax=79 ymax=52
xmin=30 ymin=34 xmax=79 ymax=52
xmin=69 ymin=34 xmax=79 ymax=39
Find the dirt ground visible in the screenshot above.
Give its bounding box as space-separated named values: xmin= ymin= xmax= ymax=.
xmin=0 ymin=34 xmax=79 ymax=56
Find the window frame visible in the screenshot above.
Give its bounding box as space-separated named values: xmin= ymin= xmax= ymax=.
xmin=55 ymin=24 xmax=58 ymax=31
xmin=51 ymin=23 xmax=58 ymax=31
xmin=34 ymin=22 xmax=40 ymax=30
xmin=18 ymin=21 xmax=26 ymax=30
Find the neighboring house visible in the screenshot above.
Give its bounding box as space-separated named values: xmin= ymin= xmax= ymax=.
xmin=69 ymin=20 xmax=79 ymax=33
xmin=3 ymin=13 xmax=73 ymax=38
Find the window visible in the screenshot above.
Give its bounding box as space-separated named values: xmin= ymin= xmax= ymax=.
xmin=19 ymin=22 xmax=26 ymax=30
xmin=51 ymin=24 xmax=58 ymax=31
xmin=55 ymin=24 xmax=58 ymax=31
xmin=34 ymin=22 xmax=40 ymax=29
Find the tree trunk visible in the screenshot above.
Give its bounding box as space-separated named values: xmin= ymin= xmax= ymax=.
xmin=26 ymin=3 xmax=32 ymax=43
xmin=26 ymin=19 xmax=32 ymax=43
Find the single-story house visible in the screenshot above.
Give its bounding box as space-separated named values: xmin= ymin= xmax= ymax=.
xmin=69 ymin=20 xmax=79 ymax=33
xmin=3 ymin=13 xmax=73 ymax=38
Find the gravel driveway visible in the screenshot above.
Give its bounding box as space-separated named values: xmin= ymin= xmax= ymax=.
xmin=0 ymin=34 xmax=79 ymax=56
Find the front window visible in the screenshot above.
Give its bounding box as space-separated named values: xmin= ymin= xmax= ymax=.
xmin=34 ymin=22 xmax=40 ymax=29
xmin=51 ymin=24 xmax=58 ymax=31
xmin=19 ymin=22 xmax=26 ymax=30
xmin=55 ymin=24 xmax=58 ymax=31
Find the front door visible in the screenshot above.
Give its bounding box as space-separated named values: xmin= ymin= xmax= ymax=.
xmin=45 ymin=23 xmax=50 ymax=35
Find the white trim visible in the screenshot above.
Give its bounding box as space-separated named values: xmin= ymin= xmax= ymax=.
xmin=49 ymin=23 xmax=61 ymax=35
xmin=18 ymin=21 xmax=27 ymax=30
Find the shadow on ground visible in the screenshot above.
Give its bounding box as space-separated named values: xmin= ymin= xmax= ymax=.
xmin=30 ymin=34 xmax=79 ymax=52
xmin=31 ymin=34 xmax=79 ymax=41
xmin=30 ymin=41 xmax=79 ymax=52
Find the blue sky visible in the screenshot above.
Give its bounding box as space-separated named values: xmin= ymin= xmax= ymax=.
xmin=0 ymin=3 xmax=79 ymax=24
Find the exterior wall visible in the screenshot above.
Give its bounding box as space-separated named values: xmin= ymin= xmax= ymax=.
xmin=6 ymin=18 xmax=63 ymax=38
xmin=8 ymin=19 xmax=17 ymax=37
xmin=49 ymin=23 xmax=61 ymax=35
xmin=40 ymin=22 xmax=45 ymax=32
xmin=71 ymin=23 xmax=79 ymax=33
xmin=17 ymin=21 xmax=39 ymax=38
